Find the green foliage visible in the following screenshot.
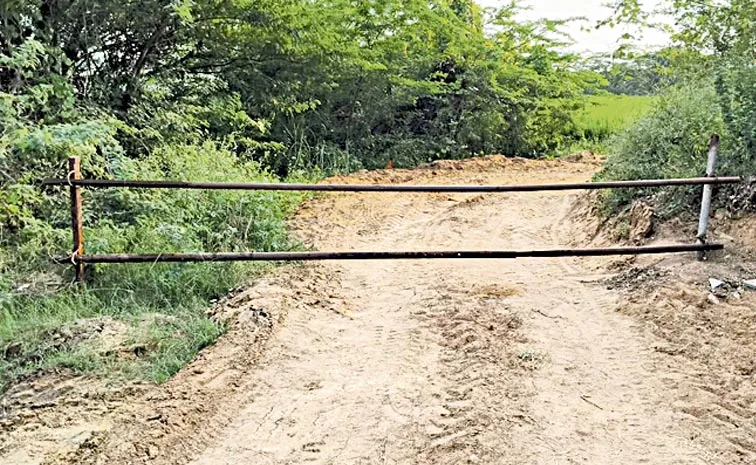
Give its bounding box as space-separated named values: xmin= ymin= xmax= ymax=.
xmin=596 ymin=58 xmax=756 ymax=217
xmin=0 ymin=38 xmax=312 ymax=390
xmin=238 ymin=0 xmax=598 ymax=170
xmin=1 ymin=139 xmax=309 ymax=390
xmin=715 ymin=54 xmax=756 ymax=175
xmin=602 ymin=85 xmax=723 ymax=180
xmin=4 ymin=0 xmax=603 ymax=174
xmin=596 ymin=0 xmax=756 ymax=216
xmin=604 ymin=0 xmax=755 ymax=58
xmin=579 ymin=49 xmax=692 ymax=96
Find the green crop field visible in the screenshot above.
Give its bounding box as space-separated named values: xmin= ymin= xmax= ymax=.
xmin=573 ymin=94 xmax=655 ymax=141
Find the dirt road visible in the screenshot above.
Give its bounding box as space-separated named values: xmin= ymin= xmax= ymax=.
xmin=178 ymin=156 xmax=743 ymax=464
xmin=4 ymin=156 xmax=755 ymax=465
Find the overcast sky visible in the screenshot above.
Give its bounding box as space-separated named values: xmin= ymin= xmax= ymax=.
xmin=476 ymin=0 xmax=671 ymax=55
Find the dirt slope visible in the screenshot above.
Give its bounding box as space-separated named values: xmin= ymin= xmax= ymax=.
xmin=2 ymin=155 xmax=755 ymax=464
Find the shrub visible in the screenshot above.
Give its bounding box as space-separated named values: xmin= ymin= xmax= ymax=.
xmin=715 ymin=55 xmax=756 ymax=176
xmin=597 ymin=52 xmax=756 ymax=217
xmin=596 ymin=84 xmax=726 ymax=215
xmin=1 ymin=138 xmax=311 ymax=390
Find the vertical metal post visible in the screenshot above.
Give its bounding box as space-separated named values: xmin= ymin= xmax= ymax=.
xmin=696 ymin=135 xmax=720 ymax=261
xmin=68 ymin=156 xmax=85 ymax=283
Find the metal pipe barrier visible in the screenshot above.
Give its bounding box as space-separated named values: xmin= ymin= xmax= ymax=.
xmin=42 ymin=176 xmax=745 ymax=193
xmin=54 ymin=244 xmax=724 ymax=265
xmin=49 ymin=136 xmax=736 ymax=283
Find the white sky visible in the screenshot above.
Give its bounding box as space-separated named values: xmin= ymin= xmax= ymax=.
xmin=477 ymin=0 xmax=671 ymax=55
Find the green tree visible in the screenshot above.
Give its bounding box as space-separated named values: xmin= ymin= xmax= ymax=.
xmin=604 ymin=0 xmax=755 ymax=57
xmin=597 ymin=0 xmax=755 ymax=213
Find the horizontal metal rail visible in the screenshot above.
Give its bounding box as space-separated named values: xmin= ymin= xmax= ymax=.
xmin=55 ymin=244 xmax=723 ymax=264
xmin=41 ymin=176 xmax=747 ymax=192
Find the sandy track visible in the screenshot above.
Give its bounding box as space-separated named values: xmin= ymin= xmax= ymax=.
xmin=4 ymin=156 xmax=753 ymax=465
xmin=182 ymin=156 xmax=741 ymax=464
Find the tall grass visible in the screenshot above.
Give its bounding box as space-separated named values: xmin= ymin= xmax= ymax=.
xmin=1 ymin=142 xmax=314 ymax=390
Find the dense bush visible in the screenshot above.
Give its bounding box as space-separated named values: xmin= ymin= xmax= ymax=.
xmin=597 ymin=57 xmax=755 ymax=216
xmin=0 ymin=41 xmax=309 ymax=389
xmin=597 ymin=0 xmax=755 ymax=215
xmin=2 ymin=1 xmax=604 ymax=176
xmin=716 ymin=55 xmax=756 ymax=176
xmin=1 ymin=134 xmax=309 ymax=389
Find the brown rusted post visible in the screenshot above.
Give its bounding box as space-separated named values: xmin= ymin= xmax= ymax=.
xmin=68 ymin=156 xmax=85 ymax=284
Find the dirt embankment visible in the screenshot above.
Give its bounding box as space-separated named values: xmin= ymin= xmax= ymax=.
xmin=2 ymin=154 xmax=755 ymax=465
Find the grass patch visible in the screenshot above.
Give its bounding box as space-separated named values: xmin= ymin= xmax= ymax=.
xmin=0 ymin=266 xmax=245 ymax=388
xmin=573 ymin=94 xmax=655 ymax=141
xmin=1 ymin=142 xmax=316 ymax=392
xmin=553 ymin=94 xmax=656 ymax=157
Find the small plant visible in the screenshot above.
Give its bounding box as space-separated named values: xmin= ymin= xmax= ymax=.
xmin=615 ymin=217 xmax=631 ymax=240
xmin=516 ymin=348 xmax=547 ymax=370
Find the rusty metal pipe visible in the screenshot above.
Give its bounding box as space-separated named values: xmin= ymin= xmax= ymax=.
xmin=41 ymin=177 xmax=746 ymax=192
xmin=54 ymin=244 xmax=723 ymax=264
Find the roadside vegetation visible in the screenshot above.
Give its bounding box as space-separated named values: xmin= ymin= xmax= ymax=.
xmin=596 ymin=0 xmax=755 ymax=215
xmin=0 ymin=141 xmax=312 ymax=387
xmin=1 ymin=0 xmax=753 ymax=391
